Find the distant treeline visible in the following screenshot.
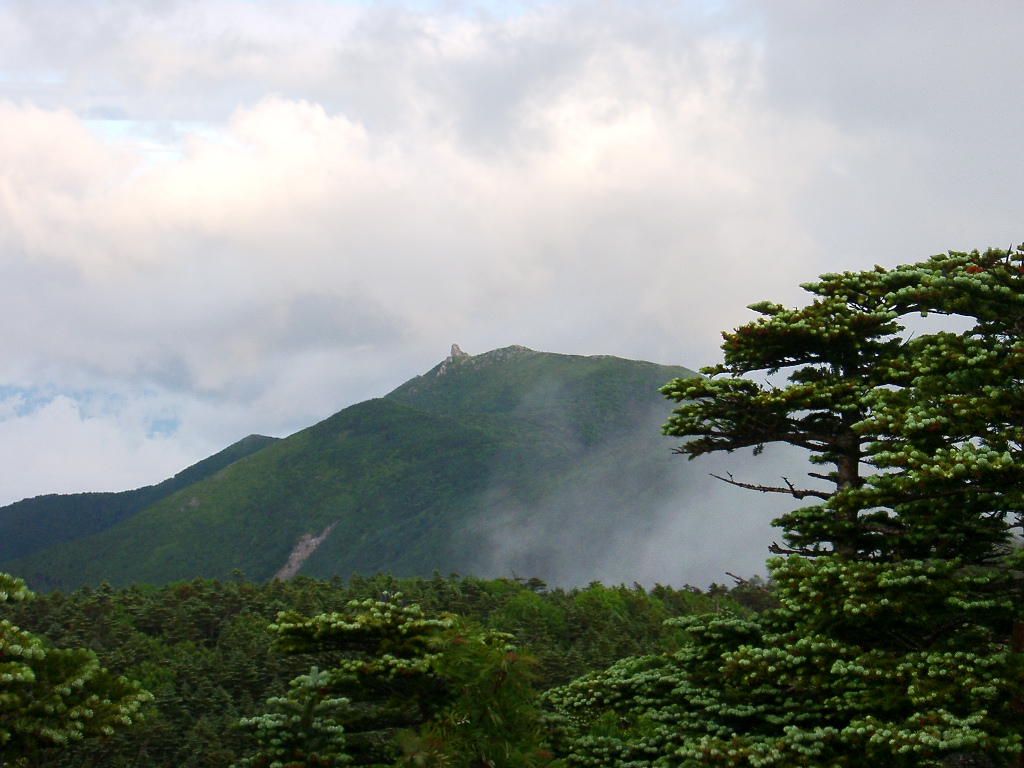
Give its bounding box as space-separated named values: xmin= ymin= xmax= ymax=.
xmin=0 ymin=572 xmax=769 ymax=767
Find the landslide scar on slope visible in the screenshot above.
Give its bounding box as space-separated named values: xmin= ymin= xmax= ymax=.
xmin=275 ymin=523 xmax=337 ymax=580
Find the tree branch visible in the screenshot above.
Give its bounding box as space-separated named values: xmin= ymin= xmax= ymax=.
xmin=725 ymin=572 xmax=773 ymax=594
xmin=710 ymin=473 xmax=831 ymax=501
xmin=768 ymin=542 xmax=827 ymax=557
xmin=855 ymin=522 xmax=904 ymax=535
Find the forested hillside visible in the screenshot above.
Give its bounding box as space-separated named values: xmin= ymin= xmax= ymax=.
xmin=0 ymin=434 xmax=277 ymax=563
xmin=1 ymin=347 xmax=698 ymax=591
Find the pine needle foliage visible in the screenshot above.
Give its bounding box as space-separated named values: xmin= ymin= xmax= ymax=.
xmin=235 ymin=667 xmax=350 ymax=768
xmin=547 ymin=248 xmax=1024 ymax=768
xmin=252 ymin=594 xmax=555 ymax=767
xmin=0 ymin=572 xmax=152 ymax=768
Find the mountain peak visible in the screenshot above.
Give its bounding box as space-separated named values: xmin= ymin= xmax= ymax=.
xmin=436 ymin=343 xmax=537 ymax=377
xmin=438 ymin=343 xmax=471 ymax=376
xmin=3 ymin=347 xmax=702 ymax=589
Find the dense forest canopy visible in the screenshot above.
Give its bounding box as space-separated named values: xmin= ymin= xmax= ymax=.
xmin=0 ymin=571 xmax=754 ymax=767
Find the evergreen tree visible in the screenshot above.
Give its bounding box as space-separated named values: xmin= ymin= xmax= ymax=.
xmin=255 ymin=594 xmax=553 ymax=767
xmin=0 ymin=572 xmax=152 ymax=767
xmin=235 ymin=667 xmax=350 ymax=768
xmin=547 ymin=248 xmax=1024 ymax=767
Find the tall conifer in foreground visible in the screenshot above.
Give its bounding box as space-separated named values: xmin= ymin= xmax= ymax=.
xmin=547 ymin=248 xmax=1024 ymax=767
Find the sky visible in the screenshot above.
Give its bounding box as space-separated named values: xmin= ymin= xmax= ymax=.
xmin=0 ymin=1 xmax=1021 ymax=540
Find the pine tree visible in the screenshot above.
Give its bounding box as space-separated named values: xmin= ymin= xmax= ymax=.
xmin=547 ymin=248 xmax=1024 ymax=768
xmin=0 ymin=572 xmax=153 ymax=767
xmin=252 ymin=594 xmax=553 ymax=767
xmin=234 ymin=667 xmax=350 ymax=768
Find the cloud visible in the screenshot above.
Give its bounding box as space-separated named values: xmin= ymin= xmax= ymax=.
xmin=0 ymin=391 xmax=204 ymax=505
xmin=749 ymin=0 xmax=1024 ymax=262
xmin=0 ymin=7 xmax=839 ymax=399
xmin=0 ymin=0 xmax=1020 ymax=534
xmin=465 ymin=401 xmax=807 ymax=587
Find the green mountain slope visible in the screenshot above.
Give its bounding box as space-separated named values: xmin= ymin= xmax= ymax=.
xmin=0 ymin=434 xmax=278 ymax=563
xmin=2 ymin=347 xmax=698 ymax=590
xmin=389 ymin=344 xmax=679 ymax=430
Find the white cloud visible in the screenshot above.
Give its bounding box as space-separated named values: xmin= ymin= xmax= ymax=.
xmin=0 ymin=392 xmax=208 ymax=505
xmin=0 ymin=6 xmax=847 ymax=415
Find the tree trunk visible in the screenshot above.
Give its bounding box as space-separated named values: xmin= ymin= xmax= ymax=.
xmin=832 ymin=431 xmax=861 ymax=558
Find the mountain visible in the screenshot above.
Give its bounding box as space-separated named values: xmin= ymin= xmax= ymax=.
xmin=0 ymin=434 xmax=278 ymax=563
xmin=1 ymin=346 xmax=701 ymax=590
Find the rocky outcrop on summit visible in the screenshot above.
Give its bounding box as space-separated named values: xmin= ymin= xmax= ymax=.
xmin=437 ymin=343 xmax=470 ymax=376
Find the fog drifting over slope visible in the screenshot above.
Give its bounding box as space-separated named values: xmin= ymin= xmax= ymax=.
xmin=467 ymin=398 xmax=811 ymax=586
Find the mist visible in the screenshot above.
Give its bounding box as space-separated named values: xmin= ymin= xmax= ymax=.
xmin=464 ymin=394 xmax=815 ymax=589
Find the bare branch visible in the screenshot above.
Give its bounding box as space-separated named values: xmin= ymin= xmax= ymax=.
xmin=768 ymin=542 xmax=827 ymax=557
xmin=920 ymin=617 xmax=967 ymax=647
xmin=725 ymin=572 xmax=773 ymax=594
xmin=710 ymin=472 xmax=831 ymax=501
